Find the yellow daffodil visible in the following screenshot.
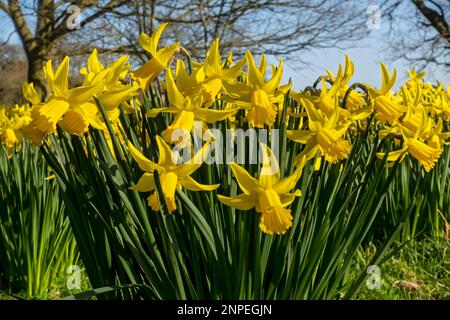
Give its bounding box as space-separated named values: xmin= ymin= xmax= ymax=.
xmin=218 ymin=145 xmax=306 ymax=235
xmin=128 ymin=136 xmax=219 ymax=213
xmin=202 ymin=39 xmax=246 ymax=100
xmin=369 ymin=64 xmax=405 ymax=124
xmin=287 ymin=98 xmax=351 ymax=166
xmin=223 ymin=51 xmax=290 ymax=128
xmin=131 ymin=23 xmax=179 ymax=89
xmin=326 ymin=55 xmax=366 ymax=111
xmin=0 ymin=104 xmax=32 ymax=154
xmin=81 ymin=49 xmax=138 ymax=124
xmin=377 ymin=110 xmax=442 ymax=172
xmin=27 ymin=57 xmax=106 ymax=140
xmin=146 ymin=68 xmax=238 ymax=143
xmin=406 ymin=67 xmax=426 ymax=89
xmin=22 ymin=82 xmax=41 ymax=106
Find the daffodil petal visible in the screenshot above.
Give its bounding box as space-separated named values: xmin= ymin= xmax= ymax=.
xmin=128 ymin=142 xmax=160 ymax=172
xmin=179 ymin=176 xmax=219 ymax=191
xmin=195 ymin=108 xmax=239 ymax=123
xmin=274 ymin=156 xmax=306 ymax=194
xmin=229 ymin=162 xmax=262 ymax=195
xmin=217 ymin=193 xmax=257 ymax=211
xmin=130 ymin=172 xmax=156 ymax=192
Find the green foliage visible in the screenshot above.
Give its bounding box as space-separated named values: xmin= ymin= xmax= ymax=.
xmin=351 ymin=239 xmax=450 ymax=300
xmin=0 ymin=141 xmax=79 ymax=298
xmin=35 ymin=88 xmax=412 ymax=299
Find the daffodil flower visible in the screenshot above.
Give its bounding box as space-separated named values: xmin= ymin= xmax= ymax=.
xmin=0 ymin=104 xmax=32 ymax=155
xmin=326 ymin=55 xmax=365 ymax=111
xmin=202 ymin=38 xmax=246 ymax=102
xmin=128 ymin=136 xmax=219 ymax=213
xmin=131 ymin=23 xmax=179 ymax=89
xmin=405 ymin=67 xmax=426 ymax=89
xmin=27 ymin=57 xmax=107 ymax=140
xmin=218 ymin=145 xmax=306 ymax=235
xmin=146 ymin=68 xmax=238 ymax=143
xmin=81 ymin=49 xmax=138 ymax=124
xmin=368 ymin=64 xmax=405 ymax=124
xmin=287 ymin=98 xmax=351 ymax=166
xmin=377 ymin=111 xmax=442 ymax=172
xmin=223 ymin=51 xmax=290 ymax=128
xmin=174 ymin=41 xmax=245 ymax=106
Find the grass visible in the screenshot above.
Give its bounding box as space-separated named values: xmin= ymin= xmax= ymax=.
xmin=0 ymin=271 xmax=91 ymax=300
xmin=2 ymin=240 xmax=448 ymax=300
xmin=351 ymin=239 xmax=450 ymax=300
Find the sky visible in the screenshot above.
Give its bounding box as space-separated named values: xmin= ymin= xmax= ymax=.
xmin=0 ymin=2 xmax=448 ymax=89
xmin=277 ymin=14 xmax=448 ymax=91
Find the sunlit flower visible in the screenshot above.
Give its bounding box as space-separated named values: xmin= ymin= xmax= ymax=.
xmin=131 ymin=23 xmax=179 ymax=89
xmin=223 ymin=51 xmax=290 ymax=128
xmin=377 ymin=110 xmax=442 ymax=172
xmin=368 ymin=64 xmax=405 ymax=124
xmin=287 ymin=98 xmax=351 ymax=166
xmin=218 ymin=144 xmax=306 ymax=235
xmin=146 ymin=68 xmax=238 ymax=143
xmin=128 ymin=136 xmax=219 ymax=213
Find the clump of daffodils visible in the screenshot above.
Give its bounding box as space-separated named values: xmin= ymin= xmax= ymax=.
xmin=0 ymin=102 xmax=32 ymax=155
xmin=15 ymin=23 xmax=449 ymax=235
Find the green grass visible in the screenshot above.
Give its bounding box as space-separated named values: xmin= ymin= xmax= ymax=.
xmin=351 ymin=239 xmax=450 ymax=300
xmin=2 ymin=240 xmax=448 ymax=300
xmin=0 ymin=271 xmax=91 ymax=300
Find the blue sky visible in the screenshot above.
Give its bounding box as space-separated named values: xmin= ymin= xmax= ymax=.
xmin=1 ymin=3 xmax=447 ymax=89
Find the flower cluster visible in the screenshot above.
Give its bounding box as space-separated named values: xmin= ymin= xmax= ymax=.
xmin=0 ymin=102 xmax=32 ymax=155
xmin=5 ymin=23 xmax=448 ymax=235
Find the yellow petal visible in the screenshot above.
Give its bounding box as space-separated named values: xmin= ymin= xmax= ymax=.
xmin=262 ymin=59 xmax=283 ymax=93
xmin=173 ymin=143 xmax=210 ymax=177
xmin=131 ymin=58 xmax=165 ymax=89
xmin=98 ymin=86 xmax=136 ymax=111
xmin=229 ymin=162 xmax=263 ymax=195
xmin=22 ymin=82 xmax=41 ymax=105
xmin=130 ymin=172 xmax=156 ymax=192
xmin=279 ymin=193 xmax=298 ymax=207
xmin=31 ymin=98 xmax=70 ymax=133
xmin=195 ymin=108 xmax=239 ymax=123
xmin=166 ymin=68 xmax=188 ymax=110
xmin=67 ymin=80 xmax=105 ymax=105
xmin=156 ymin=135 xmax=177 ymax=167
xmin=128 ymin=141 xmax=160 ymax=172
xmin=217 ymin=193 xmax=257 ymax=210
xmin=259 ymin=143 xmax=280 ymax=189
xmin=87 ymin=49 xmax=104 ymax=73
xmin=376 ymin=146 xmax=408 ymax=162
xmin=204 ymin=38 xmax=222 ymax=77
xmin=59 ymin=109 xmax=89 ymax=135
xmin=146 ymin=107 xmax=173 ymax=118
xmin=140 ymin=22 xmax=168 ymax=54
xmin=303 ymin=98 xmax=324 ymax=131
xmin=179 ymin=175 xmax=219 ymax=191
xmin=54 ymin=56 xmax=70 ymax=96
xmin=246 ymin=51 xmax=265 ymax=87
xmin=274 ymin=156 xmax=306 ymax=194
xmin=161 ymin=110 xmax=195 ymax=143
xmin=105 ymin=55 xmax=128 ymax=84
xmin=287 ymin=130 xmax=313 ymax=144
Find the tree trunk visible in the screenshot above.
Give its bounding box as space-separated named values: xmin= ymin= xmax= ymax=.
xmin=26 ymin=52 xmax=48 ymax=98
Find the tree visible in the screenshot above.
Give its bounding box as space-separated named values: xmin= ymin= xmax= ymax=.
xmin=1 ymin=0 xmax=370 ymax=94
xmin=108 ymin=0 xmax=370 ymax=63
xmin=0 ymin=44 xmax=26 ymax=104
xmin=0 ymin=0 xmax=128 ymax=94
xmin=382 ymin=0 xmax=450 ymax=70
